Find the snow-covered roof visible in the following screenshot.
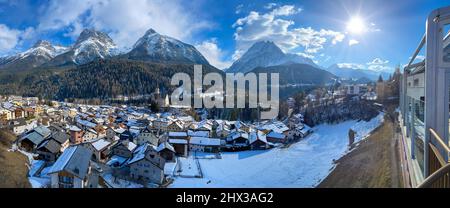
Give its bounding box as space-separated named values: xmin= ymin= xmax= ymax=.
xmin=33 ymin=126 xmax=52 ymax=138
xmin=69 ymin=125 xmax=82 ymax=132
xmin=260 ymin=121 xmax=289 ymax=133
xmin=106 ymin=155 xmax=128 ymax=167
xmin=300 ymin=125 xmax=312 ymax=134
xmin=114 ymin=128 xmax=126 ymax=134
xmin=127 ymin=144 xmax=149 ymax=165
xmin=127 ymin=142 xmax=137 ymax=151
xmin=177 ymin=116 xmax=194 ymax=122
xmin=189 ymin=137 xmax=221 ymax=146
xmin=127 ymin=143 xmax=157 ymax=165
xmin=216 ymin=123 xmax=230 ymax=132
xmin=76 ymin=118 xmax=96 ymax=128
xmin=50 ymin=131 xmax=70 ymax=144
xmin=91 ymin=139 xmax=111 ymax=151
xmin=168 ymin=121 xmax=184 ymax=129
xmin=157 ymin=142 xmax=175 ymax=153
xmin=2 ymin=102 xmax=13 ymax=109
xmin=168 ymin=131 xmax=187 ymax=137
xmin=190 ymin=121 xmax=212 ymax=131
xmin=23 ymin=131 xmax=47 ymax=145
xmin=86 ymin=128 xmax=98 ymax=134
xmin=37 ymin=139 xmax=61 ymax=154
xmin=266 ymin=131 xmax=286 ymax=139
xmin=249 ymin=131 xmax=268 ymax=144
xmin=29 ymin=160 xmax=46 ymax=177
xmin=227 ymin=131 xmax=249 ymax=141
xmin=129 ymin=128 xmax=141 ymax=137
xmin=48 ymin=145 xmax=92 ymax=179
xmin=169 ymin=139 xmax=188 ymax=144
xmin=187 ymin=130 xmax=209 ymax=137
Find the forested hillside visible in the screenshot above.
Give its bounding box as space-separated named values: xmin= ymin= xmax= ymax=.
xmin=0 ymin=59 xmax=221 ymax=100
xmin=250 ymin=63 xmax=337 ymax=85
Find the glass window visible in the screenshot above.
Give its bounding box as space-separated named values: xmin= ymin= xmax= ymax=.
xmin=442 ymin=22 xmax=450 ymax=63
xmin=59 ymin=176 xmax=74 ymax=184
xmin=414 ymin=135 xmax=425 ymax=174
xmin=58 ymin=176 xmax=74 ymax=188
xmin=59 ymin=183 xmax=74 ymax=188
xmin=414 ymin=79 xmax=419 ymax=87
xmin=413 ymin=98 xmax=425 ymax=174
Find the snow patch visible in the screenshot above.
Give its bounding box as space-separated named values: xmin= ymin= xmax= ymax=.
xmin=170 ymin=113 xmax=384 ymax=188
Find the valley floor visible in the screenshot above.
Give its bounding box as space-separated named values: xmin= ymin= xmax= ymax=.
xmin=170 ymin=113 xmax=384 ymax=188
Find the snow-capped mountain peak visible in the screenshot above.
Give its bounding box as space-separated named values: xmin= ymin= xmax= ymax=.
xmin=70 ymin=29 xmax=118 ymax=64
xmin=226 ymin=41 xmax=318 ymax=73
xmin=127 ymin=28 xmax=209 ymax=65
xmin=21 ymin=40 xmax=68 ymax=59
xmin=1 ymin=28 xmax=210 ymax=70
xmin=32 ymin=40 xmax=52 ymax=49
xmin=0 ymin=40 xmax=69 ymax=70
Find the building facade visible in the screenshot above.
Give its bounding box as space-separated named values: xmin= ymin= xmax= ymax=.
xmin=399 ymin=6 xmax=450 ymax=187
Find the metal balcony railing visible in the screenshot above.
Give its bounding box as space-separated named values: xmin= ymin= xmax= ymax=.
xmin=418 ymin=128 xmax=450 ymax=188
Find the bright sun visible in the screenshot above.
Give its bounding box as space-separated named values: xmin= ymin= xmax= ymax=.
xmin=346 ymin=17 xmax=366 ymax=34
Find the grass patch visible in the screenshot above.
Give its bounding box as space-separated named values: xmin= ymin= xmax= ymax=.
xmin=0 ymin=129 xmax=31 ymax=188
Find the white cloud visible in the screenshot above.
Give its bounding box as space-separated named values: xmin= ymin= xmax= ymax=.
xmin=0 ymin=24 xmax=21 ymax=54
xmin=296 ymin=52 xmax=315 ymax=59
xmin=264 ymin=3 xmax=277 ymax=9
xmin=367 ymin=64 xmax=392 ymax=72
xmin=368 ymin=65 xmax=392 ymax=72
xmin=0 ymin=24 xmax=35 ymax=55
xmin=270 ymin=5 xmax=301 ymax=16
xmin=232 ymin=5 xmax=344 ymax=59
xmin=20 ymin=27 xmax=36 ymax=40
xmin=409 ymin=55 xmax=425 ymax=61
xmin=416 ymin=55 xmax=425 ymax=60
xmin=367 ymin=58 xmax=389 ymax=65
xmin=369 ymin=23 xmax=381 ymax=32
xmin=337 ymin=58 xmax=393 ymax=72
xmin=195 ymin=38 xmax=232 ymax=70
xmin=337 ymin=63 xmax=364 ymax=69
xmin=348 ymin=39 xmax=359 ymax=46
xmin=366 ymin=58 xmax=393 ymax=72
xmin=37 ymin=0 xmax=212 ymax=50
xmin=235 ymin=4 xmax=244 ymax=14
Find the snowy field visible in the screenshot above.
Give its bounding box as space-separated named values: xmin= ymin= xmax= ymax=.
xmin=178 ymin=157 xmax=201 ymax=177
xmin=170 ymin=113 xmax=384 ymax=188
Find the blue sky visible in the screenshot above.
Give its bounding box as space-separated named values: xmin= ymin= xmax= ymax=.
xmin=0 ymin=0 xmax=448 ymax=71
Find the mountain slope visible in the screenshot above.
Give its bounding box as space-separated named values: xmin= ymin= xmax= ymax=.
xmin=326 ymin=64 xmax=390 ymax=81
xmin=1 ymin=28 xmax=211 ymax=71
xmin=0 ymin=59 xmax=222 ymax=100
xmin=47 ymin=29 xmax=118 ymax=66
xmin=125 ymin=29 xmax=209 ymax=65
xmin=226 ymin=41 xmax=318 ymax=73
xmin=0 ymin=40 xmax=68 ymax=71
xmin=250 ymin=63 xmax=337 ymax=85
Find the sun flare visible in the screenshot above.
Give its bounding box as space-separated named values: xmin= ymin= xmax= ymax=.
xmin=346 ymin=17 xmax=366 ymax=34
